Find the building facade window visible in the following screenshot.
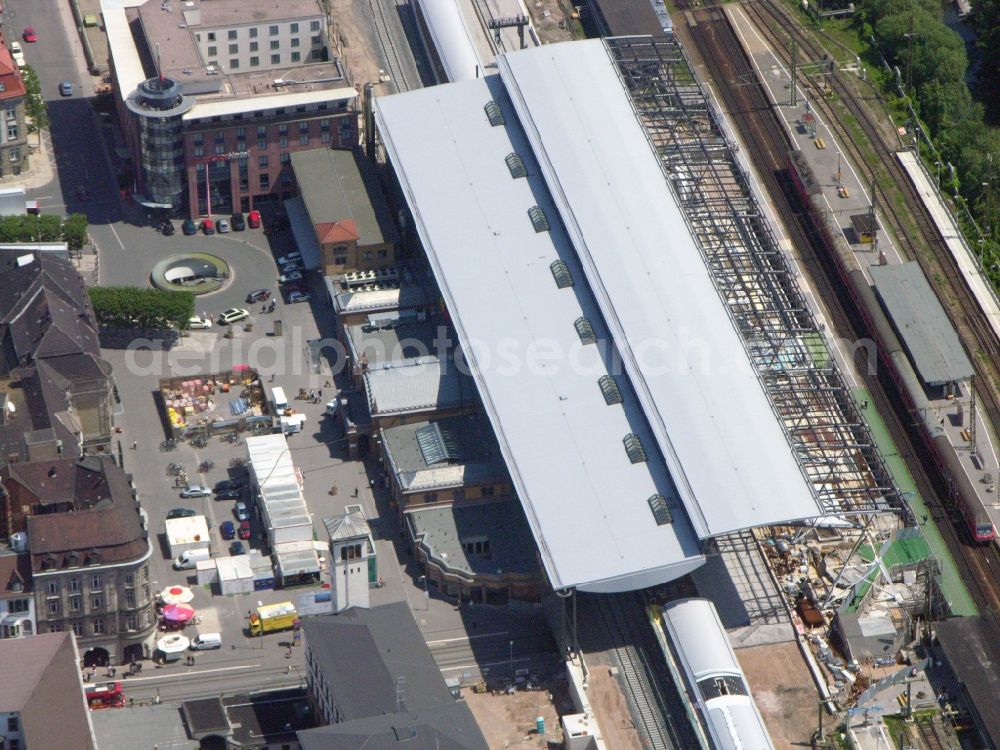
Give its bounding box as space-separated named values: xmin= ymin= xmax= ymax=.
xmin=271 ymin=54 xmax=281 ymax=65
xmin=69 ymin=596 xmax=81 ymax=612
xmin=91 ymin=593 xmax=103 ymax=609
xmin=228 ymin=42 xmax=239 ymax=54
xmin=321 ymin=131 xmax=331 ymax=143
xmin=92 ymin=619 xmax=104 ymax=635
xmin=299 ymin=134 xmax=309 ymax=145
xmin=124 ymin=615 xmax=138 ymax=632
xmin=228 ymin=29 xmax=238 ymax=40
xmin=291 ymin=51 xmax=301 ymax=62
xmin=259 ymin=174 xmax=270 ymax=190
xmin=8 ymin=148 xmax=19 ymax=163
xmin=257 ymin=125 xmax=267 ymax=137
xmin=230 ymin=58 xmax=240 ymax=69
xmin=298 ymin=121 xmax=309 ymax=133
xmin=258 ymin=154 xmax=269 ymax=168
xmin=311 ymin=20 xmax=321 ymax=31
xmin=311 ymin=35 xmax=322 ymax=46
xmin=250 ymin=56 xmax=260 ymax=67
xmin=194 ymin=145 xmax=204 ymax=157
xmin=7 ymin=717 xmax=17 ymax=733
xmin=250 ymin=41 xmax=259 ymax=52
xmin=6 ymin=124 xmax=16 ymax=140
xmin=8 ymin=598 xmax=28 ymax=613
xmin=258 ymin=138 xmax=267 ymax=150
xmin=207 ymin=31 xmax=216 ymax=41
xmin=47 ymin=600 xmax=59 ymax=616
xmin=47 ymin=581 xmax=59 ymax=595
xmin=249 ymin=27 xmax=258 ymax=37
xmin=269 ymin=24 xmax=279 ymax=35
xmin=215 ymin=143 xmax=226 ymax=155
xmin=69 ymin=578 xmax=80 ymax=593
xmin=279 ymin=152 xmax=290 ymax=164
xmin=125 ymin=590 xmax=136 ymax=608
xmin=279 ymin=137 xmax=288 ymax=148
xmin=291 ymin=22 xmax=299 ymax=32
xmin=6 ymin=106 xmax=16 ymax=119
xmin=291 ymin=37 xmax=300 ymax=47
xmin=334 ymin=256 xmax=346 ymax=266
xmin=270 ymin=40 xmax=280 ymax=50
xmin=207 ymin=46 xmax=217 ymax=57
xmin=72 ymin=621 xmax=84 ymax=637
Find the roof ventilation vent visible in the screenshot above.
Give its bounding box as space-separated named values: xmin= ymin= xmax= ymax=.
xmin=484 ymin=101 xmax=504 ymax=127
xmin=505 ymin=152 xmax=527 ymax=179
xmin=528 ymin=206 xmax=550 ymax=233
xmin=574 ymin=317 xmax=596 ymax=346
xmin=648 ymin=494 xmax=673 ymax=525
xmin=598 ymin=375 xmax=622 ymax=405
xmin=623 ymin=433 xmax=647 ymax=464
xmin=550 ymin=260 xmax=573 ymax=289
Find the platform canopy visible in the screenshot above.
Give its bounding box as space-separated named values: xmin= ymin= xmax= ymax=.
xmin=870 ymin=261 xmax=974 ymax=386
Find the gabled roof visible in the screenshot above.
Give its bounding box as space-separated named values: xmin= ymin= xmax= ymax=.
xmin=0 ymin=552 xmax=31 ymax=596
xmin=316 ymin=219 xmax=360 ymax=244
xmin=0 ymin=42 xmax=26 ymax=100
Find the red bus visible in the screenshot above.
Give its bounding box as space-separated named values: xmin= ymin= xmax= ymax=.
xmin=85 ymin=681 xmax=125 ymax=709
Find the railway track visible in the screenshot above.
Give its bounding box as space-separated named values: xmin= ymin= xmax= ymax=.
xmin=581 ymin=592 xmax=697 ymax=750
xmin=742 ymin=0 xmax=1000 ymax=452
xmin=368 ymin=0 xmax=412 ymax=92
xmin=677 ymin=7 xmax=1000 ymax=620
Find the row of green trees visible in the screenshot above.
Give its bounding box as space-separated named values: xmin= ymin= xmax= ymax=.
xmin=21 ymin=67 xmax=49 ymax=145
xmin=853 ymin=0 xmax=1000 ymax=277
xmin=88 ymin=287 xmax=195 ymax=330
xmin=0 ymin=213 xmax=89 ymax=250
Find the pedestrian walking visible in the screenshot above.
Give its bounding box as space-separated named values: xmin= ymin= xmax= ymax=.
xmin=270 ymin=373 xmax=275 ymax=383
xmin=318 ymin=389 xmax=322 ymax=399
xmin=353 ymin=487 xmax=359 ymax=498
xmin=132 ymin=440 xmax=137 ymax=450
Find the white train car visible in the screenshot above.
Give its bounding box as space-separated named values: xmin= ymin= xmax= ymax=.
xmin=657 ymin=598 xmax=776 ymax=750
xmin=413 ymin=0 xmax=484 ymax=82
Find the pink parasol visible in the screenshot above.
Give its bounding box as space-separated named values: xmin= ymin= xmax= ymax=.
xmin=162 ymin=603 xmax=195 ymax=622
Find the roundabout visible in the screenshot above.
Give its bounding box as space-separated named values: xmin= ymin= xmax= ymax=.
xmin=151 ymin=253 xmax=231 ymax=295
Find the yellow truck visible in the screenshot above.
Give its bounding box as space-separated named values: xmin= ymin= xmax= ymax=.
xmin=248 ymin=601 xmax=299 ymax=636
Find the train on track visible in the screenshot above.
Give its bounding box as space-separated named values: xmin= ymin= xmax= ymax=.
xmin=787 ymin=149 xmax=995 ymax=543
xmin=654 ymin=599 xmax=776 ymax=750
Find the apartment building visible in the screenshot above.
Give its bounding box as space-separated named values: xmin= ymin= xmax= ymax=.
xmin=103 ymin=0 xmax=359 ymax=218
xmin=0 ymin=38 xmax=28 ymax=178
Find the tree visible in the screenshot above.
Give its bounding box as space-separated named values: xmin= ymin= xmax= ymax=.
xmin=88 ymin=287 xmax=195 ymax=330
xmin=62 ymin=214 xmax=89 ymax=251
xmin=21 ymin=67 xmax=48 ymax=146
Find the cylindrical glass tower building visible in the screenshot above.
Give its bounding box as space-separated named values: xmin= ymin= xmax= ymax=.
xmin=125 ymin=77 xmax=194 ymax=209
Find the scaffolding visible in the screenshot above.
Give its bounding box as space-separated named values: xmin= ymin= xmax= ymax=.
xmin=605 ymin=36 xmax=904 ymax=520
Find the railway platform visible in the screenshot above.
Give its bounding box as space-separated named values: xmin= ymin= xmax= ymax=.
xmin=897 ymin=151 xmax=1000 ymax=344
xmin=722 ymin=4 xmax=993 ymax=605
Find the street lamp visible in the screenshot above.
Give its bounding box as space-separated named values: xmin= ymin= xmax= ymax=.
xmin=935 ymin=161 xmax=942 ymax=190
xmin=418 ymin=575 xmax=429 ymax=610
xmin=509 ymin=640 xmax=514 ymax=677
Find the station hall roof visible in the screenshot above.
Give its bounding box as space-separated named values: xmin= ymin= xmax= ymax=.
xmin=375 ymin=39 xmax=820 ymax=591
xmin=870 ymin=261 xmax=974 ymax=386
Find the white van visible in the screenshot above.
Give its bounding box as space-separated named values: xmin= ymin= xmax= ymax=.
xmin=173 ymin=547 xmax=210 ymax=570
xmin=270 ymin=385 xmax=288 ymax=413
xmin=190 ymin=632 xmax=222 ymax=650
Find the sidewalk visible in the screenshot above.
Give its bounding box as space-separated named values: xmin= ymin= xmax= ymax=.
xmin=0 ymin=130 xmax=56 ymax=191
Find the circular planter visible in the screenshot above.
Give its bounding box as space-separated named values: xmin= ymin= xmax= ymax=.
xmin=150 ymin=253 xmax=230 ymax=295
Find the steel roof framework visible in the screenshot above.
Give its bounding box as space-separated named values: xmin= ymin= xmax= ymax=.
xmin=605 ymin=36 xmax=903 ymax=518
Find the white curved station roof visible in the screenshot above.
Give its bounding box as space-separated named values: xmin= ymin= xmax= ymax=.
xmin=497 ymin=41 xmax=820 ymax=538
xmin=374 ymin=38 xmax=819 ymax=591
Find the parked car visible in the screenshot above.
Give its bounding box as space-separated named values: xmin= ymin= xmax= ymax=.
xmin=278 ymin=263 xmax=303 ymax=275
xmin=246 ymin=289 xmax=271 ymax=303
xmin=22 ymin=27 xmax=37 ymax=43
xmin=182 ymin=219 xmax=198 ymax=235
xmin=279 ymin=271 xmax=303 ymax=284
xmin=229 ymin=541 xmax=246 ymax=556
xmin=234 ymin=501 xmax=249 ymax=522
xmin=215 ymin=488 xmax=241 ymax=500
xmin=201 ymin=219 xmax=215 ymax=235
xmin=187 ymin=316 xmax=212 ymax=330
xmin=159 ymin=219 xmax=175 ymax=236
xmin=76 ymin=186 xmax=89 ymax=202
xmin=167 ymin=507 xmax=197 ymax=519
xmin=287 ymin=291 xmax=311 ymax=304
xmin=59 ymin=81 xmax=73 ymax=97
xmin=276 ymin=251 xmax=302 ymax=267
xmin=284 ymin=281 xmax=308 ymax=295
xmin=247 ymin=210 xmax=261 ymax=228
xmin=220 ymin=521 xmax=236 ymax=540
xmin=10 ymin=42 xmax=22 ymax=56
xmin=217 ymin=218 xmax=231 ymax=233
xmin=230 ymin=213 xmax=246 ymax=231
xmin=218 ymin=308 xmax=250 ymax=325
xmin=178 ymin=486 xmax=211 ymax=499
xmin=214 ymin=479 xmax=244 ymax=492
xmin=238 ymin=520 xmax=251 ymax=540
